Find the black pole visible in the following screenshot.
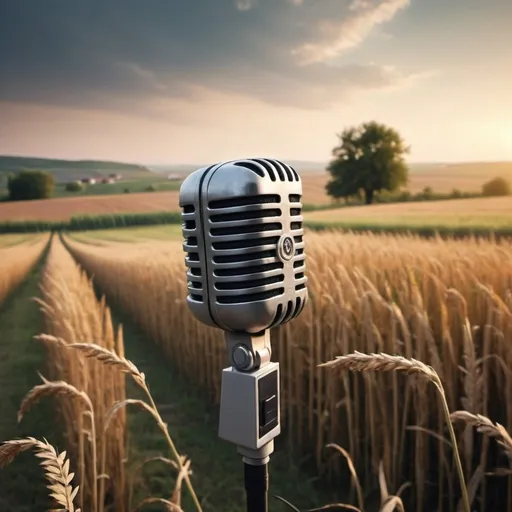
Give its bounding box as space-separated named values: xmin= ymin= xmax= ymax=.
xmin=244 ymin=462 xmax=269 ymax=512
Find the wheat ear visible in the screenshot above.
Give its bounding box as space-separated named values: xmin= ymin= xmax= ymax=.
xmin=451 ymin=411 xmax=512 ymax=463
xmin=319 ymin=351 xmax=470 ymax=512
xmin=0 ymin=437 xmax=80 ymax=512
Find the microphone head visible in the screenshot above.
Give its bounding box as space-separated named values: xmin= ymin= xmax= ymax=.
xmin=179 ymin=158 xmax=307 ymax=334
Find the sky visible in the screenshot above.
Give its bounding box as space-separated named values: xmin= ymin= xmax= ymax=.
xmin=0 ymin=0 xmax=511 ymax=165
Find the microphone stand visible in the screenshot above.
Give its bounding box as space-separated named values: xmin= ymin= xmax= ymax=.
xmin=218 ymin=331 xmax=280 ymax=512
xmin=244 ymin=460 xmax=269 ymax=512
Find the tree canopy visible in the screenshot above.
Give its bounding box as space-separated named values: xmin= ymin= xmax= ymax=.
xmin=326 ymin=121 xmax=409 ymax=204
xmin=7 ymin=170 xmax=55 ymax=201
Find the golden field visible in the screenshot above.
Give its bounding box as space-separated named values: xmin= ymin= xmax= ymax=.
xmin=0 ymin=235 xmax=202 ymax=512
xmin=61 ymin=228 xmax=512 ymax=511
xmin=0 ymin=235 xmax=48 ymax=306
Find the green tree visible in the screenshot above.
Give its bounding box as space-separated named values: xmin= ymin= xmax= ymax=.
xmin=326 ymin=121 xmax=410 ymax=204
xmin=7 ymin=170 xmax=55 ymax=201
xmin=65 ymin=181 xmax=84 ymax=192
xmin=482 ymin=176 xmax=511 ymax=197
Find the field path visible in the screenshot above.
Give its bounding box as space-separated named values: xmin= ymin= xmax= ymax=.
xmin=0 ymin=252 xmax=59 ymax=511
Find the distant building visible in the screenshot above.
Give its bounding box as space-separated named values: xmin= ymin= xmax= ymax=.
xmin=101 ymin=178 xmax=115 ymax=184
xmin=109 ymin=173 xmax=122 ymax=180
xmin=80 ymin=177 xmax=97 ymax=185
xmin=167 ymin=173 xmax=180 ymax=181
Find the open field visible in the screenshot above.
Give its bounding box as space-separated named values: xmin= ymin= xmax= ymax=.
xmin=69 ymin=224 xmax=182 ymax=244
xmin=0 ymin=235 xmax=335 ymax=512
xmin=1 ymin=183 xmax=512 ymax=510
xmin=59 ymin=227 xmax=512 ymax=511
xmin=305 ymin=195 xmax=512 ymax=228
xmin=0 ymin=233 xmax=39 ymax=247
xmin=0 ymin=190 xmax=181 ymax=221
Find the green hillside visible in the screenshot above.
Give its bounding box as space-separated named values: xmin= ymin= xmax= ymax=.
xmin=0 ymin=155 xmax=153 ymax=185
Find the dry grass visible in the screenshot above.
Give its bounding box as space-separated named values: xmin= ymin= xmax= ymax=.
xmin=0 ymin=234 xmax=48 ymax=307
xmin=64 ymin=229 xmax=512 ymax=510
xmin=304 ymin=196 xmax=512 ymax=228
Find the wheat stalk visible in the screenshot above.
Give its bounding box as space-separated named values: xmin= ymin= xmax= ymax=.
xmin=0 ymin=437 xmax=80 ymax=511
xmin=65 ymin=341 xmax=202 ymax=512
xmin=320 ymin=351 xmax=470 ymax=512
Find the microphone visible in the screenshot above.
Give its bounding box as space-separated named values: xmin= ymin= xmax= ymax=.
xmin=179 ymin=158 xmax=308 ymax=511
xmin=179 ymin=157 xmax=307 ymax=333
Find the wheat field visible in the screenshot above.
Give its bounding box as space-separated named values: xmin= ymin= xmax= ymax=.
xmin=0 ymin=234 xmax=48 ymax=307
xmin=61 ymin=229 xmax=512 ymax=511
xmin=35 ymin=237 xmax=128 ymax=511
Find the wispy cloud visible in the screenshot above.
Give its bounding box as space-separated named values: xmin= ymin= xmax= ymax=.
xmin=235 ymin=0 xmax=256 ymax=11
xmin=292 ymin=0 xmax=410 ymax=64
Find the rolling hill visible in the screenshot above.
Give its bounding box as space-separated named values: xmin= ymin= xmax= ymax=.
xmin=0 ymin=155 xmax=154 ymax=185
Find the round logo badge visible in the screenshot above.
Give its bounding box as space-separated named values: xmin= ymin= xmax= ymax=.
xmin=277 ymin=234 xmax=295 ymax=262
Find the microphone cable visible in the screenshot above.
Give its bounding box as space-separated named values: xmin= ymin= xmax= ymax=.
xmin=244 ymin=461 xmax=269 ymax=512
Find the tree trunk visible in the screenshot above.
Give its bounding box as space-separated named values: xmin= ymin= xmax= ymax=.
xmin=364 ymin=189 xmax=374 ymax=204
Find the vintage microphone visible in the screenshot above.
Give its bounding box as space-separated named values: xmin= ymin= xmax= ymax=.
xmin=179 ymin=158 xmax=308 ymax=512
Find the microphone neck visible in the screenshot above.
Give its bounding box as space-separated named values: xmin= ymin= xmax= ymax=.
xmin=225 ymin=330 xmax=272 ymax=372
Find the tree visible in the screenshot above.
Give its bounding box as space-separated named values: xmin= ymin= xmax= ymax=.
xmin=326 ymin=121 xmax=409 ymax=204
xmin=7 ymin=170 xmax=55 ymax=201
xmin=482 ymin=176 xmax=511 ymax=197
xmin=65 ymin=181 xmax=84 ymax=192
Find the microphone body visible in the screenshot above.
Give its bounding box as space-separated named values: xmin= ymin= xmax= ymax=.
xmin=179 ymin=158 xmax=307 ymax=334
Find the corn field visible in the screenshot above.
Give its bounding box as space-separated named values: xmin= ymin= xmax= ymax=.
xmin=62 ymin=230 xmax=512 ymax=511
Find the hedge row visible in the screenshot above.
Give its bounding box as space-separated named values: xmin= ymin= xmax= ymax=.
xmin=0 ymin=211 xmax=181 ymax=234
xmin=1 ymin=209 xmax=510 ymax=242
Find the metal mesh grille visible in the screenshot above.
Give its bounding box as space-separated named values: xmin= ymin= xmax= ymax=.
xmin=209 ymin=194 xmax=285 ymax=304
xmin=181 ymin=204 xmax=204 ymax=302
xmin=270 ymin=194 xmax=306 ymax=327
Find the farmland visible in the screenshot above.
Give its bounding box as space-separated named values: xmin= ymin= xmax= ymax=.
xmin=0 ymin=158 xmax=511 ymax=511
xmin=305 ymin=195 xmax=512 ymax=229
xmin=1 ymin=223 xmax=512 ymax=511
xmin=2 ymin=166 xmax=512 ymax=225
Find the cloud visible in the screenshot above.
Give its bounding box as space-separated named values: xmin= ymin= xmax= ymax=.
xmin=292 ymin=0 xmax=410 ymax=64
xmin=0 ymin=0 xmax=421 ymax=117
xmin=235 ymin=0 xmax=256 ymax=11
